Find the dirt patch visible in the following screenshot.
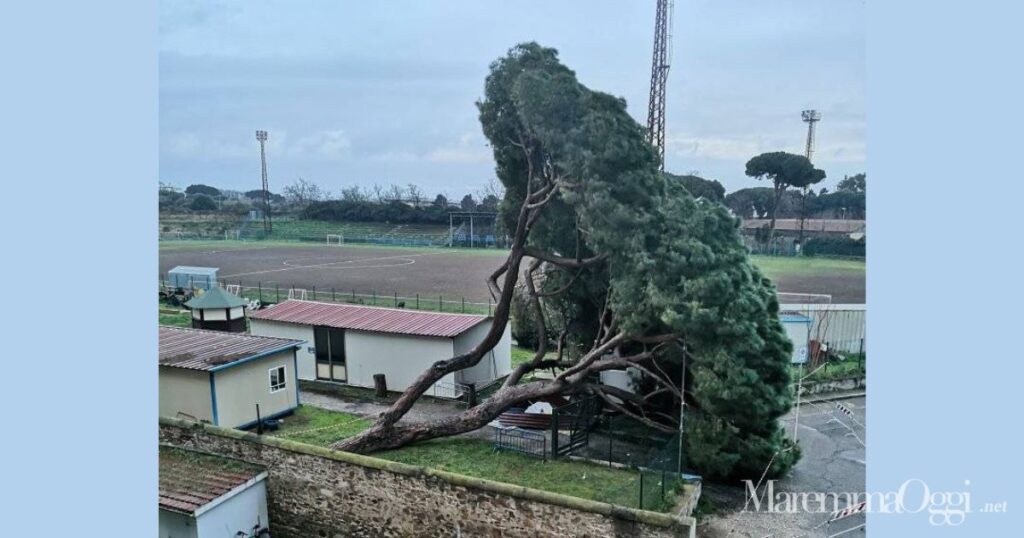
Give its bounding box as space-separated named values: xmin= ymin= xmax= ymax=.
xmin=160 ymin=243 xmax=865 ymax=303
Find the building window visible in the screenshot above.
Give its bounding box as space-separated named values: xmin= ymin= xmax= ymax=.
xmin=269 ymin=366 xmax=286 ymax=393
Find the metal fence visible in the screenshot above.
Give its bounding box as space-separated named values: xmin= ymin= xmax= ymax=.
xmin=493 ymin=427 xmax=547 ymax=461
xmin=781 ymin=303 xmax=866 ymax=355
xmin=160 ymin=278 xmax=495 ymax=316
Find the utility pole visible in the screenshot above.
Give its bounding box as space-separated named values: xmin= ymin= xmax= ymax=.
xmin=255 ymin=130 xmax=272 ymax=234
xmin=646 ymin=0 xmax=673 ymax=171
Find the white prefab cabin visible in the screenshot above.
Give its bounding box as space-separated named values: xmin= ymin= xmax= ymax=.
xmin=159 ymin=326 xmax=303 ymax=429
xmin=249 ymin=300 xmax=512 ymax=398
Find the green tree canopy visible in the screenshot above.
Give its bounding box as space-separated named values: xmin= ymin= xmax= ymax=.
xmin=745 ymin=152 xmax=825 ymax=241
xmin=185 ymin=184 xmax=221 ymax=197
xmin=338 ymin=43 xmax=799 ymax=480
xmin=666 ymin=173 xmax=726 ymax=203
xmin=836 ymin=173 xmax=866 ymax=193
xmin=188 ymin=194 xmax=218 ymax=211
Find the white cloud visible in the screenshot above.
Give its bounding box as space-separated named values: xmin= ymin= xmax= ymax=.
xmin=287 ymin=130 xmax=352 ymax=160
xmin=424 ymin=132 xmax=492 ymax=164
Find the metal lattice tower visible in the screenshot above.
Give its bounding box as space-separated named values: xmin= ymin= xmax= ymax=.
xmin=801 ymin=110 xmax=821 ymax=162
xmin=647 ymin=0 xmax=673 ymax=171
xmin=255 ymin=130 xmax=272 ymax=233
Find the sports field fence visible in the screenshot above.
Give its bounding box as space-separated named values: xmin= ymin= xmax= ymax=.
xmin=160 ymin=276 xmax=496 ymax=316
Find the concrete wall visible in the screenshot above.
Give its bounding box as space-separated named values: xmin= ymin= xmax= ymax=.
xmin=213 ymin=349 xmax=298 ymax=428
xmin=158 ymin=508 xmax=198 ymax=538
xmin=250 ymin=319 xmax=315 ymax=380
xmin=453 ymin=320 xmax=512 ymax=387
xmin=345 ymin=331 xmax=457 ymax=396
xmin=160 ymin=418 xmax=695 ymax=538
xmin=160 ymin=367 xmax=213 ymax=423
xmin=195 ymin=478 xmax=270 ymax=537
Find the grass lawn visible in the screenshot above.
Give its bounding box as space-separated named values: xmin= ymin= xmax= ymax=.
xmin=796 ymin=356 xmax=865 ymax=383
xmin=750 ymin=255 xmax=865 ymax=278
xmin=270 ymin=405 xmax=373 ymax=447
xmin=158 ymin=310 xmax=191 ymax=327
xmin=269 ymin=405 xmax=682 ymax=512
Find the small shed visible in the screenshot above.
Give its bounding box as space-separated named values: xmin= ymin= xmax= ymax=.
xmin=249 ymin=300 xmax=512 ymax=398
xmin=185 ymin=286 xmax=248 ymax=333
xmin=159 ymin=326 xmax=303 ymax=428
xmin=168 ymin=266 xmax=219 ymax=291
xmin=780 ymin=312 xmax=813 ymax=364
xmin=159 ymin=445 xmax=270 ymax=537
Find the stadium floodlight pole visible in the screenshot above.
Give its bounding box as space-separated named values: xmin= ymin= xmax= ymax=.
xmin=801 ymin=110 xmax=821 ymax=162
xmin=256 ymin=130 xmax=272 ymax=234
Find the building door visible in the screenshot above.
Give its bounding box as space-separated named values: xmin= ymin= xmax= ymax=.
xmin=314 ymin=327 xmax=347 ymax=382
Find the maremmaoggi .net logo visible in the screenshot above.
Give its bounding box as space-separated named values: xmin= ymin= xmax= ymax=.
xmin=744 ymin=478 xmax=1008 ymax=527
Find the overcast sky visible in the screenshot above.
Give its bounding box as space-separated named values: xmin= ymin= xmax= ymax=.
xmin=159 ymin=0 xmax=864 ymax=198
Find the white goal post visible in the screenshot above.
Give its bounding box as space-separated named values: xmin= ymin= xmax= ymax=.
xmin=326 ymin=233 xmax=344 ymax=246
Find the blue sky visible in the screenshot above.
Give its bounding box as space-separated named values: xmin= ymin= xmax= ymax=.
xmin=160 ymin=0 xmax=864 ymax=198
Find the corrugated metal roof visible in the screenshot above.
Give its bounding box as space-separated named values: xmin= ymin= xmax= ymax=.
xmin=159 ymin=326 xmax=302 ymax=371
xmin=159 ymin=446 xmax=265 ymax=515
xmin=250 ymin=300 xmax=488 ymax=338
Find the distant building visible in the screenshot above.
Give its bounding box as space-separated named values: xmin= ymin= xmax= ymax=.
xmin=250 ymin=300 xmax=512 ymax=398
xmin=159 ymin=445 xmax=270 ymax=537
xmin=159 ymin=326 xmax=303 ymax=428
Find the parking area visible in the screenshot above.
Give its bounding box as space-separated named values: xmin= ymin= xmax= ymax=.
xmin=700 ymin=395 xmax=866 ymax=537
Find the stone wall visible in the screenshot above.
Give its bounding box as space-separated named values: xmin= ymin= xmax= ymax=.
xmin=160 ymin=417 xmax=696 ymax=538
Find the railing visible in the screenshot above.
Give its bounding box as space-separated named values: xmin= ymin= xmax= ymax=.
xmin=429 ymin=380 xmax=471 ymax=400
xmin=493 ymin=426 xmax=547 ymax=461
xmin=159 ymin=278 xmax=496 ymax=316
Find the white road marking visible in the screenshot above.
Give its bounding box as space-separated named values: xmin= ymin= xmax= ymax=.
xmin=221 ymin=252 xmax=439 ymax=278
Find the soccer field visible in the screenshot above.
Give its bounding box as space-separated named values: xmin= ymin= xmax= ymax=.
xmin=159 ymin=241 xmax=865 ymax=303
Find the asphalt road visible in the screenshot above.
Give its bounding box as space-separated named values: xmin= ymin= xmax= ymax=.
xmin=700 ymin=396 xmax=867 ymax=537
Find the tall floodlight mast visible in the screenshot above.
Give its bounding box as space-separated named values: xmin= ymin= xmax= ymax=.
xmin=801 ymin=110 xmax=821 ymax=162
xmin=647 ymin=0 xmax=673 ymax=171
xmin=255 ymin=130 xmax=272 ymax=233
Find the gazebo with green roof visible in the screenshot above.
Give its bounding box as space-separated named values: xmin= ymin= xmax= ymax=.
xmin=184 ymin=286 xmax=249 ymax=333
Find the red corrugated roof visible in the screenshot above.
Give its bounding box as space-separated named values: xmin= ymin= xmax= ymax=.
xmin=250 ymin=300 xmax=488 ymax=338
xmin=159 ymin=326 xmax=302 ymax=371
xmin=159 ymin=446 xmax=265 ymax=515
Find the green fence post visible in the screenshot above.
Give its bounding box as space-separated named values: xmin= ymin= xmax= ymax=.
xmin=608 ymin=417 xmax=613 ymax=467
xmin=276 ymin=284 xmax=280 ymax=302
xmin=639 ymin=472 xmax=644 ymax=510
xmin=373 ymin=290 xmax=377 ymax=306
xmin=661 ymin=469 xmax=666 ymax=507
xmin=312 ymin=286 xmax=316 ymax=301
xmin=416 ymin=294 xmax=420 ymax=310
xmin=551 ymin=407 xmax=559 ymax=459
xmin=332 ymin=287 xmax=336 ymax=302
xmin=257 ymin=281 xmax=262 ymax=303
xmin=462 ymin=297 xmax=465 ymax=313
xmin=352 ymin=289 xmax=356 ymax=301
xmin=439 ymin=295 xmax=443 ymax=312
xmin=394 ymin=291 xmax=398 ymax=307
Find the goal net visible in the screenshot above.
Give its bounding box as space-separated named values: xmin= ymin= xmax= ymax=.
xmin=288 ymin=288 xmax=308 ymax=300
xmin=326 ymin=234 xmax=344 ymax=246
xmin=224 ymin=284 xmax=242 ymax=296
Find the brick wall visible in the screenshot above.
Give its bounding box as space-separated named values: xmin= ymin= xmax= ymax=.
xmin=159 ymin=418 xmax=695 ymax=538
